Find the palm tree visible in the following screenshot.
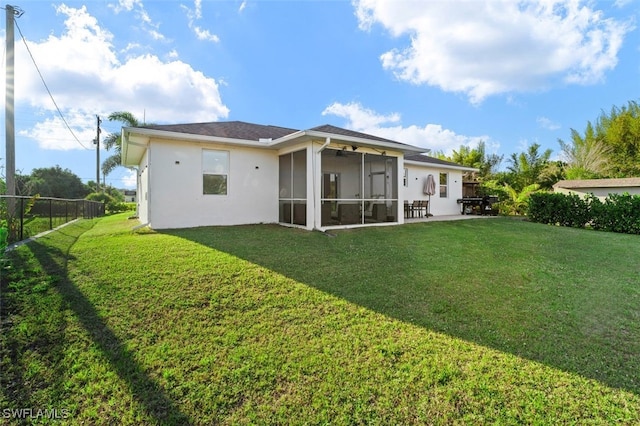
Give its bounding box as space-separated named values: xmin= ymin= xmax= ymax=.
xmin=499 ymin=183 xmax=541 ymax=216
xmin=435 ymin=141 xmax=503 ymax=182
xmin=506 ymin=143 xmax=552 ymax=190
xmin=101 ymin=111 xmax=142 ymax=178
xmin=558 ymin=123 xmax=611 ymax=179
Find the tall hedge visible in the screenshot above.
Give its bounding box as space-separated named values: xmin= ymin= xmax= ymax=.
xmin=528 ymin=192 xmax=640 ymax=235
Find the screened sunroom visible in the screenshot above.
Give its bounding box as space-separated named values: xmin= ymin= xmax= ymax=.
xmin=319 ymin=148 xmax=398 ymax=227
xmin=277 ymin=144 xmax=400 ymax=229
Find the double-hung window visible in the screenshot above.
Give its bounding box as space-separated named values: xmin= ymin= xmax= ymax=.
xmin=439 ymin=172 xmax=448 ymax=198
xmin=203 ymin=149 xmax=229 ymax=195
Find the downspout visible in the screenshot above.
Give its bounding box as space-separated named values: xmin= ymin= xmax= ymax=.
xmin=318 ymin=137 xmax=331 ymax=153
xmin=313 ymin=137 xmax=331 ymax=230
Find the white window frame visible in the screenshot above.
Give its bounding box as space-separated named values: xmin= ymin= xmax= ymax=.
xmin=439 ymin=172 xmax=448 ymax=198
xmin=202 ymin=149 xmax=229 ymax=195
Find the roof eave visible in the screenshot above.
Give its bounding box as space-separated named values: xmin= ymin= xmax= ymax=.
xmin=121 ymin=125 xmax=431 ymax=165
xmin=122 ymin=126 xmax=279 ymax=166
xmin=273 ymin=130 xmax=427 ymax=155
xmin=404 ymin=159 xmax=478 ymax=172
xmin=126 ymin=126 xmax=274 ymax=146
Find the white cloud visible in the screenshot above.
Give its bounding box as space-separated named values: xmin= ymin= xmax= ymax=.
xmin=110 ymin=0 xmax=165 ymax=40
xmin=121 ymin=168 xmax=138 ymax=188
xmin=537 ymin=116 xmax=561 ymax=130
xmin=194 ymin=0 xmax=203 ymax=19
xmin=109 ymin=0 xmax=142 ymax=13
xmin=354 ymin=0 xmax=633 ymax=104
xmin=239 ymin=1 xmax=247 ymax=13
xmin=322 ymin=102 xmax=400 ymax=129
xmin=194 ymin=27 xmax=220 ymax=43
xmin=614 ymin=0 xmax=633 ymax=7
xmin=121 ymin=42 xmax=143 ymax=54
xmin=7 ymin=5 xmax=229 ymax=151
xmin=19 ymin=113 xmax=97 ymax=151
xmin=182 ymin=0 xmax=220 ymax=43
xmin=322 ymin=102 xmax=492 ymax=154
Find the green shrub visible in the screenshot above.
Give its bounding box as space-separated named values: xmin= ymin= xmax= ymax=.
xmin=108 ymin=202 xmax=136 ymax=214
xmin=591 ymin=193 xmax=640 ymax=234
xmin=0 ymin=227 xmax=7 ymax=254
xmin=85 ymin=192 xmax=120 ymax=214
xmin=528 ymin=192 xmax=640 ymax=235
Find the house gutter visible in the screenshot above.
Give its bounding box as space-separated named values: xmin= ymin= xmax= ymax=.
xmin=303 ymin=130 xmax=427 ymax=155
xmin=318 ymin=137 xmax=331 ymax=152
xmin=271 ymin=130 xmax=427 ymax=155
xmin=404 ymin=159 xmax=478 ymax=172
xmin=123 ymin=127 xmax=272 ymax=148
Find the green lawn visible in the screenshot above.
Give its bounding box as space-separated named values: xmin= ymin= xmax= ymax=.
xmin=1 ymin=214 xmax=639 ymax=424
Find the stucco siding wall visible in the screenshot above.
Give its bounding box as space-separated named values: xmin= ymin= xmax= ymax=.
xmin=137 ymin=149 xmax=150 ymax=225
xmin=404 ymin=164 xmax=464 ymax=216
xmin=148 ymin=139 xmax=278 ymax=229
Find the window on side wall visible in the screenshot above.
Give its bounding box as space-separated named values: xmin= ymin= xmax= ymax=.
xmin=439 ymin=172 xmax=448 ymax=198
xmin=403 ymin=168 xmax=408 ymax=187
xmin=203 ymin=149 xmax=229 ymax=195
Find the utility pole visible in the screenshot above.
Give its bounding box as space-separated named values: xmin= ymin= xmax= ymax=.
xmin=95 ymin=115 xmax=101 ymax=192
xmin=5 ymin=5 xmax=16 ymax=207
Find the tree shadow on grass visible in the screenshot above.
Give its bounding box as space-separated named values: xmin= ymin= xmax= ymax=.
xmin=1 ymin=238 xmax=191 ymax=424
xmin=161 ymin=222 xmax=640 ymax=396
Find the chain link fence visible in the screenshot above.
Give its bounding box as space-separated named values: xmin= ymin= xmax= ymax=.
xmin=0 ymin=195 xmax=105 ymax=245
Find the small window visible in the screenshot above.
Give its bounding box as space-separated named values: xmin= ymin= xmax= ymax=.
xmin=203 ymin=149 xmax=229 ymax=195
xmin=403 ymin=168 xmax=408 ymax=187
xmin=439 ymin=172 xmax=448 ymax=198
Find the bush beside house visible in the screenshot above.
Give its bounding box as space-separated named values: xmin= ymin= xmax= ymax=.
xmin=528 ymin=192 xmax=640 ymax=234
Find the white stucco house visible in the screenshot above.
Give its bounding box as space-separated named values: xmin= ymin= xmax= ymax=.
xmin=121 ymin=121 xmax=476 ymax=230
xmin=553 ymin=178 xmax=640 ymax=201
xmin=122 ymin=189 xmax=136 ymax=203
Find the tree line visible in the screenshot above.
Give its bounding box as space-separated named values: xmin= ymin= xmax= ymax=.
xmin=435 ymin=99 xmax=640 ymax=214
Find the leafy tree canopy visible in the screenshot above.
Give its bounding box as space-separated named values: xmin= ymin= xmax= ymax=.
xmin=18 ymin=165 xmax=90 ymax=199
xmin=506 ymin=143 xmax=552 ymax=191
xmin=435 ymin=141 xmax=503 ymax=181
xmin=559 ymin=100 xmax=640 ymax=179
xmin=599 ymin=100 xmax=640 ymax=177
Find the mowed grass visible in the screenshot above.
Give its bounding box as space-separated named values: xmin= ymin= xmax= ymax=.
xmin=1 ymin=214 xmax=639 ymax=424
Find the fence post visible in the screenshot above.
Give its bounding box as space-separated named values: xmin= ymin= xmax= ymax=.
xmin=49 ymin=199 xmax=53 ymax=230
xmin=19 ymin=197 xmax=24 ymax=241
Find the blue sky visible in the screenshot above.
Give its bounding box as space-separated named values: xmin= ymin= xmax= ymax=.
xmin=1 ymin=0 xmax=638 ymax=189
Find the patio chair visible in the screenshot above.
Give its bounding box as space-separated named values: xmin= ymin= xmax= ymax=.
xmin=421 ymin=200 xmax=429 ymax=217
xmin=412 ymin=200 xmax=422 ymax=218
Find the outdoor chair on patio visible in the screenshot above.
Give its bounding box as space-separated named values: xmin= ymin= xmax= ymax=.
xmin=412 ymin=200 xmax=422 ymax=218
xmin=420 ymin=200 xmax=430 ymax=217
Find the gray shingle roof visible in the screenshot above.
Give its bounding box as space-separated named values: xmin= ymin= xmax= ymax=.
xmin=405 ymin=154 xmax=472 ymax=168
xmin=308 ymin=124 xmax=407 ymax=145
xmin=139 ymin=121 xmax=417 ymax=148
xmin=141 ymin=121 xmax=299 ymax=141
xmin=554 ymin=178 xmax=640 ymax=189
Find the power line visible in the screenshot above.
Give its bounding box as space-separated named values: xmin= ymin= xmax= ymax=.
xmin=14 ymin=18 xmax=91 ymax=150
